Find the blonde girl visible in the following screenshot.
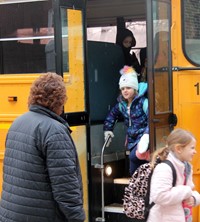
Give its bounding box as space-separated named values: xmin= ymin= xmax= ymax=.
xmin=147 ymin=128 xmax=200 ymax=222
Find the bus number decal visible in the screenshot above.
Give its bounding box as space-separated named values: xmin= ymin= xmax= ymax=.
xmin=194 ymin=82 xmax=199 ymax=95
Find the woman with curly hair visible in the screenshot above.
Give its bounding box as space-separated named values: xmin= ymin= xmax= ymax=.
xmin=0 ymin=73 xmax=85 ymax=222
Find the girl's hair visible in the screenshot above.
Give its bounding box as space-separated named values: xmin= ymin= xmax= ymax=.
xmin=151 ymin=128 xmax=195 ymax=168
xmin=28 ymin=72 xmax=66 ymax=114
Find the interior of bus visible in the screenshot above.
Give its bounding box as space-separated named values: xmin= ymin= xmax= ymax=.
xmin=86 ymin=1 xmax=149 ymax=221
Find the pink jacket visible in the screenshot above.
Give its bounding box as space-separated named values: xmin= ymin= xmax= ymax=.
xmin=147 ymin=152 xmax=200 ymax=222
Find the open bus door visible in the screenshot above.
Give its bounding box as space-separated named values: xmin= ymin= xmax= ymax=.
xmin=146 ymin=0 xmax=177 ymax=150
xmin=52 ymin=0 xmax=89 ymax=221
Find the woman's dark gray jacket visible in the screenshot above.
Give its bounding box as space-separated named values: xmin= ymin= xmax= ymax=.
xmin=0 ymin=105 xmax=85 ymax=222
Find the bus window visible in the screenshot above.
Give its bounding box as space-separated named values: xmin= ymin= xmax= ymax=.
xmin=87 ymin=21 xmax=146 ymax=62
xmin=0 ymin=1 xmax=53 ymax=74
xmin=153 ymin=0 xmax=171 ymax=114
xmin=45 ymin=8 xmax=69 ymax=72
xmin=183 ymin=0 xmax=200 ymax=65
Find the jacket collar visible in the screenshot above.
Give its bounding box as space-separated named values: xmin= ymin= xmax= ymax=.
xmin=29 ymin=105 xmax=72 ymax=133
xmin=168 ymin=151 xmax=191 ymax=177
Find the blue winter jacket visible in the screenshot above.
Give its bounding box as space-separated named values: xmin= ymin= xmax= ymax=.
xmin=103 ymin=82 xmax=149 ymax=150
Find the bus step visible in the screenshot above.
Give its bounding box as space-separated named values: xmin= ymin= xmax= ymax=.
xmin=113 ymin=177 xmax=130 ymax=185
xmin=104 ymin=203 xmax=123 ymax=214
xmin=105 ymin=205 xmax=146 ymax=222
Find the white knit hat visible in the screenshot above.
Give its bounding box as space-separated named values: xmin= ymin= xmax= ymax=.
xmin=119 ymin=66 xmax=138 ymax=90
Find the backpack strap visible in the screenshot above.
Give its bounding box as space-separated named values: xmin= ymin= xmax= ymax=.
xmin=145 ymin=159 xmax=177 ymax=219
xmin=144 ymin=169 xmax=154 ymax=219
xmin=162 ymin=159 xmax=177 ymax=187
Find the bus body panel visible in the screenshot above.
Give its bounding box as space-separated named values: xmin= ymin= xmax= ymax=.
xmin=172 ymin=0 xmax=200 ymax=219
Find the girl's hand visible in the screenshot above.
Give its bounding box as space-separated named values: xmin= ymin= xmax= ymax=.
xmin=183 ymin=196 xmax=195 ymax=207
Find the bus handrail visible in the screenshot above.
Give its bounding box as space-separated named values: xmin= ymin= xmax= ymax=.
xmin=95 ymin=134 xmax=112 ymax=222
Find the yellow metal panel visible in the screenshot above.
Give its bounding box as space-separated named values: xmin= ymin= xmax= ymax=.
xmin=193 ymin=174 xmax=200 ymax=221
xmin=64 ymin=9 xmax=88 ymax=221
xmin=0 ymin=74 xmax=40 ymax=114
xmin=0 ymin=122 xmax=11 ymax=194
xmin=64 ymin=9 xmax=85 ymax=113
xmin=173 ymin=73 xmax=200 ymax=174
xmin=70 ymin=126 xmax=88 ymax=222
xmin=173 ymin=71 xmax=200 ymax=222
xmin=0 ymin=123 xmax=11 ymax=129
xmin=0 ymin=158 xmax=3 ymax=195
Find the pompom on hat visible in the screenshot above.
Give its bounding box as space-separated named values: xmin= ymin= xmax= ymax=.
xmin=119 ymin=66 xmax=138 ymax=90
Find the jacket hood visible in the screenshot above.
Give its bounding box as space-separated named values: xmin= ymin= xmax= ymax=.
xmin=116 ymin=28 xmax=136 ymax=48
xmin=138 ymin=82 xmax=148 ymax=97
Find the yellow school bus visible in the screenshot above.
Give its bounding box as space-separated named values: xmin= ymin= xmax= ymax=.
xmin=0 ymin=0 xmax=200 ymax=221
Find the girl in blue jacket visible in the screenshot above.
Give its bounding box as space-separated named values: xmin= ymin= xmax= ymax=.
xmin=104 ymin=66 xmax=149 ymax=175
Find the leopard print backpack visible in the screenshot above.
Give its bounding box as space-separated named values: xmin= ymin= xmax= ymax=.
xmin=123 ymin=160 xmax=176 ymax=220
xmin=123 ymin=162 xmax=152 ymax=220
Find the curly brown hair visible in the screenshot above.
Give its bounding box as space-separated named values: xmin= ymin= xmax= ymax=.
xmin=28 ymin=73 xmax=67 ymax=115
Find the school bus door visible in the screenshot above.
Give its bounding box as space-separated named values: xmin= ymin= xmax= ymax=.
xmin=147 ymin=0 xmax=176 ymax=150
xmin=52 ymin=0 xmax=89 ymax=221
